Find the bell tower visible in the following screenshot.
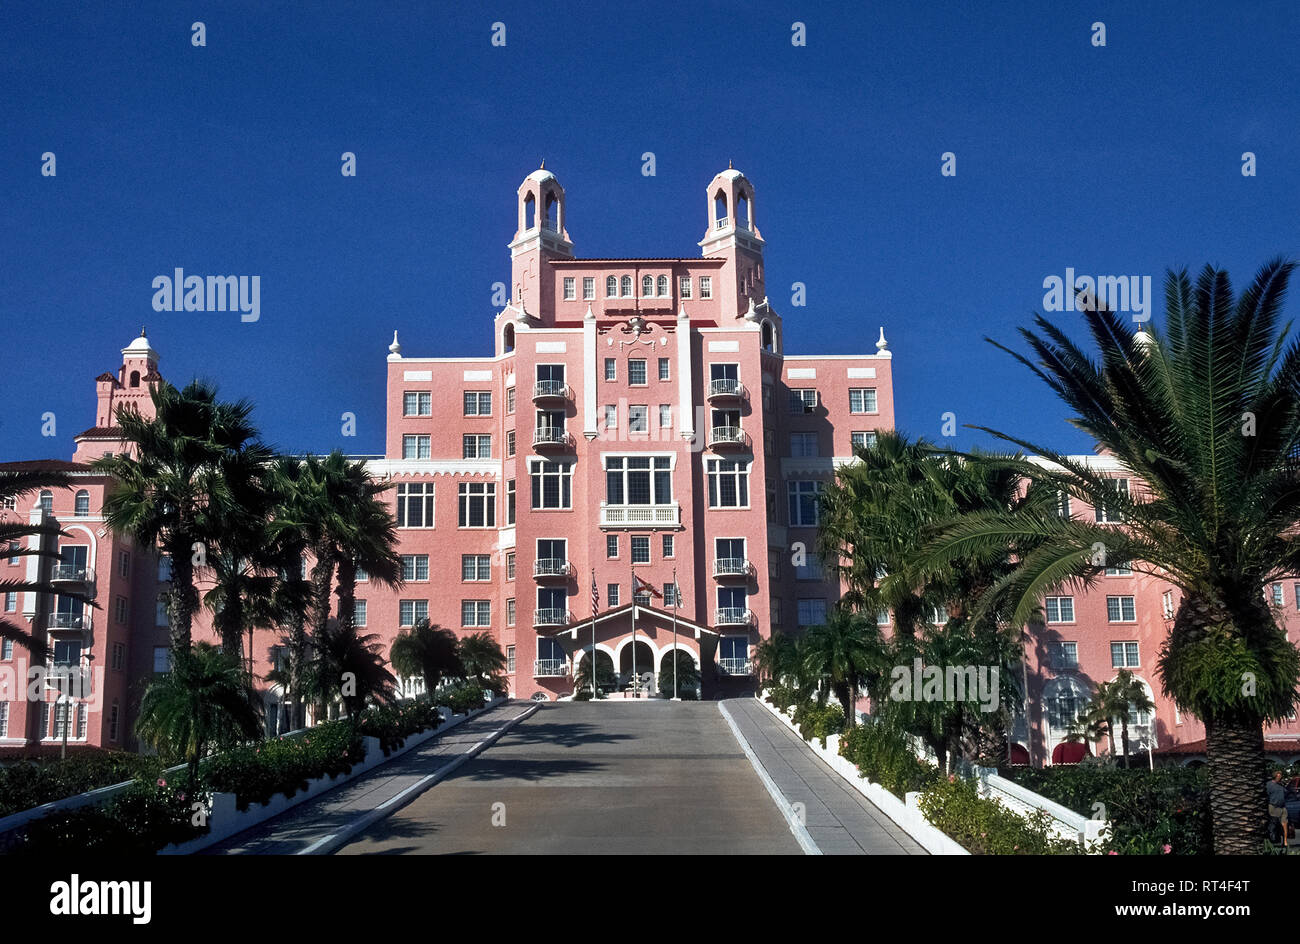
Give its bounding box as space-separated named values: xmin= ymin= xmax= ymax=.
xmin=508 ymin=164 xmax=573 ymax=323
xmin=699 ymin=164 xmax=765 ymax=319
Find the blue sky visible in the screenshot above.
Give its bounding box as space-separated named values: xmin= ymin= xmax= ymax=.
xmin=2 ymin=0 xmax=1299 ymax=461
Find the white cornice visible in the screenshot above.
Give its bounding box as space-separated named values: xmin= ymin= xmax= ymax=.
xmin=360 ymin=459 xmax=498 ymax=479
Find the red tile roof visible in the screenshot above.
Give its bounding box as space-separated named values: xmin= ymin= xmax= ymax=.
xmin=0 ymin=459 xmax=92 ymax=472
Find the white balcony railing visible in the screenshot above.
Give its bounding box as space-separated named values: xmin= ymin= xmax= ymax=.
xmin=533 ymin=427 xmax=571 ymax=448
xmin=599 ymin=503 xmax=681 ymax=528
xmin=708 ymin=426 xmax=748 ymax=448
xmin=51 ymin=564 xmax=92 ymax=584
xmin=708 ymin=378 xmax=746 ymax=399
xmin=48 ymin=613 xmax=88 ymax=631
xmin=717 ymin=657 xmax=753 ymax=676
xmin=533 ymin=380 xmax=570 ymax=401
xmin=712 ymin=558 xmax=750 ymax=578
xmin=533 ymin=659 xmax=570 ymax=677
xmin=714 ymin=218 xmax=728 ymax=230
xmin=533 ymin=558 xmax=571 ymax=578
xmin=714 ymin=607 xmax=754 ymax=627
xmin=534 ymin=608 xmax=571 ymax=627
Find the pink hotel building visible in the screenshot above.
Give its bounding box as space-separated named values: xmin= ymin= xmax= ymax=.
xmin=4 ymin=164 xmax=1300 ymax=768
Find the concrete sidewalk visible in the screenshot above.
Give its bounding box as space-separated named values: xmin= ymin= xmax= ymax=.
xmin=204 ymin=700 xmax=535 ymax=855
xmin=720 ymin=698 xmax=926 ymax=855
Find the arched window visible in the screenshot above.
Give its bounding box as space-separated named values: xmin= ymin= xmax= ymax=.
xmin=620 ymin=275 xmax=632 ymax=297
xmin=129 ymin=371 xmax=140 ymax=388
xmin=737 ymin=191 xmax=750 ymax=229
xmin=761 ymin=320 xmax=775 ymax=352
xmin=39 ymin=490 xmax=53 ymax=514
xmin=714 ymin=189 xmax=728 ymax=224
xmin=606 ymin=276 xmax=618 ymax=297
xmin=524 ymin=192 xmax=536 ymax=230
xmin=502 ymin=323 xmax=515 ymax=353
xmin=74 ymin=490 xmax=89 ymax=516
xmin=642 ymin=275 xmax=653 ymax=297
xmin=657 ymin=275 xmax=668 ymax=296
xmin=544 ymin=193 xmax=559 ymax=230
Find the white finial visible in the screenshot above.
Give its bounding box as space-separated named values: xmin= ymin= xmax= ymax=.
xmin=876 ymin=327 xmax=889 ymax=352
xmin=678 ymin=303 xmax=689 ymax=321
xmin=585 ymin=303 xmax=595 ymax=321
xmin=744 ymin=295 xmax=758 ymax=321
xmin=1134 ymin=324 xmax=1156 ymax=352
xmin=387 ymin=330 xmax=402 ymax=360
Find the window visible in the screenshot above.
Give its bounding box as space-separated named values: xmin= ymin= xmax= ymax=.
xmin=111 ymin=642 xmax=125 ymax=671
xmin=507 ymin=387 xmax=516 ymax=413
xmin=679 ymin=275 xmax=692 ymax=299
xmin=1051 ymin=686 xmax=1082 ymax=730
xmin=787 ymin=480 xmax=824 ymax=526
xmin=621 ymin=275 xmax=632 ymax=296
xmin=850 ymin=431 xmax=878 ymax=451
xmin=114 ymin=596 xmax=126 ymax=622
xmin=1045 ymin=596 xmax=1075 ymax=622
xmin=463 ymin=391 xmax=492 ymax=416
xmin=403 ymin=434 xmax=431 ymax=459
xmin=153 ymin=647 xmax=170 ymax=673
xmin=629 ymin=359 xmax=647 ymax=385
xmin=0 ymin=496 xmax=12 ymax=511
xmin=403 ymin=391 xmax=432 ymax=416
xmin=631 ymin=536 xmax=650 ymax=564
xmin=768 ymin=550 xmax=781 ymax=579
xmin=39 ymin=702 xmax=50 ymax=739
xmin=659 ymin=404 xmax=672 ymax=428
xmin=604 ymin=358 xmax=616 ymax=381
xmin=662 ymin=534 xmax=674 ymax=558
xmin=462 ymin=555 xmax=491 ymax=581
xmin=642 ymin=275 xmax=653 ymax=296
xmin=1 ymin=639 xmax=11 ymax=660
xmin=563 ymin=277 xmax=576 ymax=300
xmin=1095 ymin=478 xmax=1130 ymax=523
xmin=1111 ymin=641 xmax=1140 ymax=668
xmin=402 ymin=554 xmax=431 ymax=581
xmin=771 ymin=599 xmax=782 ymax=626
xmin=109 ymin=701 xmax=119 ymax=741
xmin=657 ymin=275 xmax=668 ymax=296
xmin=790 ymin=432 xmax=819 ymax=457
xmin=606 ymin=275 xmax=617 ymax=297
xmin=849 ymin=388 xmax=877 ymax=414
xmin=399 ymin=600 xmax=429 ymax=626
xmin=506 ymin=552 xmax=516 ymax=580
xmin=463 ymin=434 xmax=491 ymax=459
xmin=605 ymin=456 xmax=672 ymax=505
xmin=7 ymin=542 xmax=19 ymax=566
xmin=458 ymin=482 xmax=496 ymax=527
xmin=0 ymin=703 xmax=7 ymax=737
xmin=397 ymin=483 xmax=435 ymax=527
xmin=1106 ymin=563 xmax=1133 ymax=576
xmin=700 ymin=276 xmax=712 ymax=299
xmin=507 ymin=599 xmax=516 ymax=626
xmin=664 ymin=583 xmax=680 ymax=606
xmin=629 ymin=405 xmax=648 ymax=433
xmin=658 ymin=358 xmax=670 ymax=381
xmin=583 ymin=277 xmax=595 ymax=300
xmin=74 ymin=490 xmax=89 ymax=516
xmin=1056 ymin=491 xmax=1071 ymax=518
xmin=507 ymin=479 xmax=516 ymax=524
xmin=1106 ymin=595 xmax=1137 ymax=622
xmin=4 ymin=592 xmax=15 ymax=613
xmin=1163 ymin=590 xmax=1176 ymax=620
xmin=795 ymin=555 xmax=825 ymax=581
xmin=707 ymin=459 xmax=750 ymax=508
xmin=118 ymin=551 xmax=129 ymax=577
xmin=529 ymin=459 xmax=573 ymax=510
xmin=1051 ymin=641 xmax=1079 ymax=669
xmin=789 ymin=388 xmax=817 ymax=413
xmin=156 ymin=598 xmax=168 ymax=626
xmin=1272 ymin=583 xmax=1285 ymax=607
xmin=507 ymin=645 xmax=516 ymax=672
xmin=461 ymin=600 xmax=491 ymax=627
xmin=607 ymin=583 xmax=620 ymax=607
xmin=607 ymin=535 xmax=619 ymax=558
xmin=354 ymin=600 xmax=368 ymax=627
xmin=507 ymin=430 xmax=516 ymax=456
xmin=604 ymin=405 xmax=617 ymax=429
xmin=797 ymin=598 xmax=827 ymax=627
xmin=39 ymin=490 xmax=52 ymax=514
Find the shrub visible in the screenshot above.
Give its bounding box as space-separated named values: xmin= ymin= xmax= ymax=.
xmin=917 ymin=776 xmax=1084 ymax=855
xmin=0 ymin=751 xmax=167 ymax=818
xmin=793 ymin=702 xmax=845 ymax=747
xmin=839 ymin=721 xmax=941 ymax=799
xmin=17 ymin=777 xmax=207 ymax=855
xmin=1007 ymin=764 xmax=1211 ymax=855
xmin=765 ymin=684 xmax=798 ymax=713
xmin=202 ymin=722 xmax=362 ymax=811
xmin=433 ymin=682 xmax=487 ymax=714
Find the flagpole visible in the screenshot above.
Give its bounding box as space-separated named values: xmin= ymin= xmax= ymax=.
xmin=631 ymin=564 xmax=638 ymax=698
xmin=672 ymin=566 xmax=679 ymax=701
xmin=591 ymin=569 xmax=598 ymax=698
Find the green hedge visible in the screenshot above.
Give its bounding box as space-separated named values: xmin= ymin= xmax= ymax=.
xmin=1007 ymin=764 xmax=1211 ymax=855
xmin=793 ymin=702 xmax=844 ymax=747
xmin=433 ymin=682 xmax=487 ymax=714
xmin=918 ymin=776 xmax=1084 ymax=855
xmin=838 ymin=721 xmax=941 ymax=799
xmin=0 ymin=751 xmax=168 ymax=818
xmin=16 ymin=777 xmax=208 ymax=855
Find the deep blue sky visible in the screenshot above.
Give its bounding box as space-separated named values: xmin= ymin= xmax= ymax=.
xmin=3 ymin=1 xmax=1298 ymax=461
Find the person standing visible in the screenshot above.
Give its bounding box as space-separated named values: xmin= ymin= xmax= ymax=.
xmin=1267 ymin=770 xmax=1288 ymax=844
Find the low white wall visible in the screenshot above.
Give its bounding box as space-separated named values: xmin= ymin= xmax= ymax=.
xmin=973 ymin=766 xmax=1108 ymax=850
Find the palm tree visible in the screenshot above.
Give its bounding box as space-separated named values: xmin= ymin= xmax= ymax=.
xmin=799 ymin=609 xmax=887 ymax=729
xmin=0 ymin=469 xmax=82 ymax=659
xmin=305 ymin=620 xmax=396 ymax=726
xmin=457 ymin=631 xmax=507 ymax=693
xmin=94 ymin=381 xmax=271 ymax=652
xmin=657 ymin=650 xmax=701 ymax=699
xmin=390 ymin=620 xmax=462 ymax=695
xmin=921 ymin=260 xmax=1300 ymax=853
xmin=754 ymin=630 xmax=802 ymax=687
xmin=574 ymin=650 xmax=615 ymax=698
xmin=1071 ymin=669 xmax=1157 ymax=767
xmin=135 ymin=642 xmax=264 ymax=787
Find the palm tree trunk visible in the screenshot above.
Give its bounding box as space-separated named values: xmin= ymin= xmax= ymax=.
xmin=167 ymin=536 xmax=199 ymax=652
xmin=1205 ymin=716 xmax=1268 ymax=854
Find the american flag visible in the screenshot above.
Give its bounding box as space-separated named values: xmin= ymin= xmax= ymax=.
xmin=591 ymin=570 xmax=598 ymax=615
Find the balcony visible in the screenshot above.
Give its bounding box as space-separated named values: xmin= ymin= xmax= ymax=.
xmin=707 ymin=378 xmax=746 ymax=401
xmin=50 ymin=564 xmax=93 ymax=587
xmin=712 ymin=558 xmax=751 ymax=579
xmin=600 ymin=503 xmax=681 ymax=529
xmin=532 ymin=380 xmax=571 ymax=403
xmin=714 ymin=607 xmax=754 ymax=627
xmin=533 ymin=558 xmax=572 ymax=579
xmin=717 ymin=657 xmax=753 ymax=676
xmin=533 ymin=427 xmax=572 ymax=450
xmin=708 ymin=426 xmax=749 ymax=450
xmin=534 ymin=608 xmax=572 ymax=627
xmin=47 ymin=612 xmax=90 ymax=632
xmin=533 ymin=659 xmax=570 ymax=678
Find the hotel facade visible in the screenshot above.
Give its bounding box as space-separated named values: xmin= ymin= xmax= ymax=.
xmin=4 ymin=165 xmax=1299 ymax=768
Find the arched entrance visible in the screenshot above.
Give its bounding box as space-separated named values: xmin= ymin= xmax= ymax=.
xmin=618 ymin=640 xmax=655 ymax=696
xmin=658 ymin=649 xmax=700 ymax=699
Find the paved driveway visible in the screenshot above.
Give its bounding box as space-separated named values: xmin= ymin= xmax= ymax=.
xmin=337 ymin=699 xmax=803 ymax=855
